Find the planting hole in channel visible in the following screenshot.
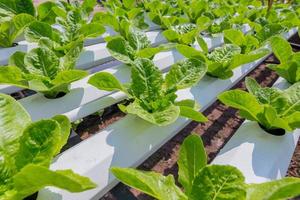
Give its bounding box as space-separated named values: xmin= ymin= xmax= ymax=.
xmin=259 ymin=123 xmax=286 ymax=136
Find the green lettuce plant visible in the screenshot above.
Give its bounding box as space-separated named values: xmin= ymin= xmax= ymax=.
xmin=142 ymin=0 xmax=186 ymax=30
xmin=0 ymin=45 xmax=88 ymax=98
xmin=177 ymin=44 xmax=269 ymax=79
xmin=106 ymin=24 xmax=174 ymax=64
xmin=244 ymin=5 xmax=298 ymax=35
xmin=112 ymin=134 xmax=300 ymax=200
xmin=37 ymin=0 xmax=97 ymax=25
xmin=0 ymin=0 xmax=35 ymax=47
xmin=162 ymin=16 xmax=211 ymax=48
xmin=176 ymin=0 xmax=235 ymax=35
xmin=177 ymin=0 xmax=209 ymax=23
xmin=93 ymin=0 xmax=149 ymax=31
xmin=0 ymin=0 xmax=73 ymax=48
xmin=269 ymin=36 xmax=300 ymax=84
xmin=254 ymin=23 xmax=286 ymax=43
xmin=89 ymin=58 xmax=208 ymax=126
xmin=218 ymin=77 xmax=300 ymax=133
xmin=206 ymin=16 xmax=232 ymax=35
xmin=24 ymin=0 xmax=105 ymax=55
xmin=224 ymin=29 xmax=260 ymax=54
xmin=0 ymin=94 xmax=96 ymax=200
xmin=24 ymin=14 xmax=105 ymax=56
xmin=163 ymin=23 xmax=199 ymax=45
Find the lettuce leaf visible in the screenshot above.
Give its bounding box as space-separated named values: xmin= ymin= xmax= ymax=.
xmin=269 ymin=36 xmax=300 ymax=84
xmin=0 ymin=94 xmax=96 ymax=199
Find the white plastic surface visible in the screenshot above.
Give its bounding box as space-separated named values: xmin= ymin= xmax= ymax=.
xmin=212 ymin=77 xmax=300 ymax=183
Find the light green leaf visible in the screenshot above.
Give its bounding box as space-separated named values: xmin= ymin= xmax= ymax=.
xmin=88 ymin=72 xmax=127 ymax=93
xmin=224 ymin=29 xmax=245 ymax=46
xmin=37 ymin=1 xmax=58 ymax=24
xmin=270 ymin=36 xmax=293 ymax=63
xmin=92 ymin=12 xmax=119 ymax=31
xmin=51 ymin=70 xmax=88 ymax=86
xmin=9 ymin=51 xmax=27 ymax=72
xmin=81 ymin=0 xmax=97 ymax=14
xmin=284 ymin=112 xmax=300 ymax=130
xmin=175 ymin=99 xmax=200 ymax=110
xmin=208 ymin=44 xmax=241 ymax=63
xmin=178 ymin=134 xmax=207 ymax=195
xmin=14 ymin=120 xmax=61 ymax=170
xmin=245 ymin=77 xmax=287 ymax=112
xmin=196 ymin=16 xmax=211 ymax=31
xmin=59 ymin=39 xmax=84 ymax=70
xmin=190 ymin=165 xmax=246 ymax=200
xmin=127 ymin=27 xmax=151 ymax=51
xmin=52 ymin=115 xmax=71 ymax=155
xmin=0 ymin=94 xmax=31 ymax=187
xmin=246 ymin=177 xmax=300 ymax=200
xmin=207 ymin=62 xmax=233 ymax=79
xmin=13 ymin=13 xmax=35 ymax=33
xmin=0 ymin=66 xmax=28 ymax=89
xmin=196 ymin=36 xmax=208 ymax=54
xmin=24 ymin=47 xmax=59 ymax=79
xmin=165 ymin=58 xmax=207 ymax=89
xmin=137 ymin=43 xmax=175 ymax=59
xmin=106 ymin=37 xmax=135 ymax=64
xmin=79 ymin=23 xmax=105 ymax=38
xmin=283 ymin=81 xmax=300 ymax=115
xmin=176 ymin=44 xmax=206 ymax=61
xmin=256 ymin=24 xmax=283 ymax=43
xmin=137 ymin=47 xmax=164 ymax=58
xmin=13 ymin=164 xmax=97 ymax=199
xmin=229 ymin=48 xmax=270 ymax=70
xmin=131 ymin=58 xmax=163 ymax=102
xmin=269 ymin=61 xmax=300 ymax=84
xmin=111 ymin=167 xmax=187 ymax=200
xmin=24 ymin=21 xmax=53 ymax=43
xmin=123 ymin=0 xmax=135 ymax=9
xmin=163 ymin=29 xmax=179 ymax=43
xmin=218 ymin=90 xmax=263 ymax=121
xmin=179 ymin=106 xmax=207 ymax=123
xmin=126 ymin=101 xmax=180 ymax=126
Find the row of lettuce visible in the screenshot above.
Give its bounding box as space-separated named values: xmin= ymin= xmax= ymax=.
xmin=1 ymin=0 xmax=300 ymax=199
